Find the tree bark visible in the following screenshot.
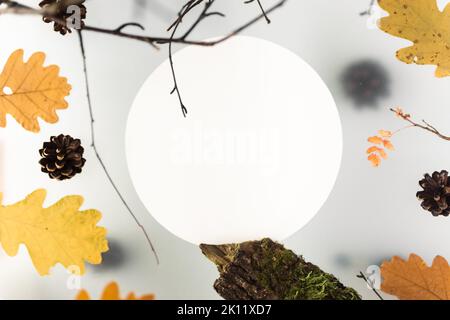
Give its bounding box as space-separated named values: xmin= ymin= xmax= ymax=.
xmin=200 ymin=238 xmax=361 ymax=300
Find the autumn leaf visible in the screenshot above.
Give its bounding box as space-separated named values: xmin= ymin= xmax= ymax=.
xmin=0 ymin=189 xmax=108 ymax=275
xmin=378 ymin=130 xmax=392 ymax=138
xmin=0 ymin=49 xmax=71 ymax=132
xmin=368 ymin=153 xmax=381 ymax=167
xmin=378 ymin=0 xmax=450 ymax=77
xmin=76 ymin=282 xmax=155 ymax=300
xmin=381 ymin=254 xmax=450 ymax=300
xmin=367 ymin=130 xmax=395 ymax=166
xmin=366 ymin=146 xmax=382 ymax=154
xmin=368 ymin=136 xmax=383 ymax=144
xmin=366 ymin=146 xmax=388 ymax=159
xmin=383 ymin=139 xmax=395 ymax=150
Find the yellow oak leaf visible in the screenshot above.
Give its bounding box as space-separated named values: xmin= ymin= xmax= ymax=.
xmin=0 ymin=49 xmax=71 ymax=132
xmin=0 ymin=189 xmax=108 ymax=275
xmin=76 ymin=282 xmax=155 ymax=300
xmin=378 ymin=0 xmax=450 ymax=77
xmin=381 ymin=254 xmax=450 ymax=300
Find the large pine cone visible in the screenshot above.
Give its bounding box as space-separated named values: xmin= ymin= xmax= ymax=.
xmin=39 ymin=134 xmax=86 ymax=181
xmin=39 ymin=0 xmax=87 ymax=35
xmin=417 ymin=170 xmax=450 ymax=217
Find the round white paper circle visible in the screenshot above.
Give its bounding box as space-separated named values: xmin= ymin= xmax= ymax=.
xmin=126 ymin=36 xmax=342 ymax=245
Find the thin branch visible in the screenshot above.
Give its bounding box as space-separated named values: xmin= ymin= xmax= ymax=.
xmin=357 ymin=271 xmax=384 ymax=300
xmin=360 ymin=0 xmax=376 ymax=16
xmin=390 ymin=108 xmax=450 ymax=141
xmin=2 ymin=0 xmax=287 ymax=116
xmin=77 ymin=30 xmax=160 ymax=264
xmin=1 ymin=0 xmax=287 ymax=47
xmin=245 ymin=0 xmax=271 ymax=24
xmin=167 ymin=0 xmax=205 ymax=117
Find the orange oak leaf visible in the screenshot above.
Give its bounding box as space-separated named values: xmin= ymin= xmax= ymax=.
xmin=381 ymin=254 xmax=450 ymax=300
xmin=76 ymin=282 xmax=155 ymax=300
xmin=0 ymin=49 xmax=71 ymax=132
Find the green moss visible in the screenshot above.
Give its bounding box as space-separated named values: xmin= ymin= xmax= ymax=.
xmin=201 ymin=238 xmax=361 ymax=300
xmin=256 ymin=238 xmax=360 ymax=300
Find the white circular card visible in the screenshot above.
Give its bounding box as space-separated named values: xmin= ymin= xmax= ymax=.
xmin=126 ymin=36 xmax=342 ymax=245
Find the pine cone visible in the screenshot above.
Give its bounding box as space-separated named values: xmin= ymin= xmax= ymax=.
xmin=417 ymin=170 xmax=450 ymax=217
xmin=39 ymin=134 xmax=86 ymax=181
xmin=39 ymin=0 xmax=87 ymax=35
xmin=341 ymin=60 xmax=390 ymax=107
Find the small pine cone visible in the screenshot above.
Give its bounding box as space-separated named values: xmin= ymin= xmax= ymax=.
xmin=417 ymin=170 xmax=450 ymax=217
xmin=39 ymin=134 xmax=86 ymax=181
xmin=341 ymin=60 xmax=390 ymax=107
xmin=39 ymin=0 xmax=87 ymax=35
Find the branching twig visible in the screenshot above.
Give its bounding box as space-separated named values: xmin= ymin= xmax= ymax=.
xmin=1 ymin=0 xmax=286 ymax=46
xmin=357 ymin=271 xmax=384 ymax=300
xmin=1 ymin=0 xmax=287 ymax=116
xmin=390 ymin=108 xmax=450 ymax=141
xmin=77 ymin=30 xmax=159 ymax=264
xmin=167 ymin=0 xmax=206 ymax=117
xmin=245 ymin=0 xmax=271 ymax=23
xmin=360 ymin=0 xmax=376 ymax=16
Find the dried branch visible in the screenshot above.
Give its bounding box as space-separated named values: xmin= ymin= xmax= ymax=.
xmin=77 ymin=30 xmax=159 ymax=264
xmin=245 ymin=0 xmax=271 ymax=23
xmin=167 ymin=0 xmax=208 ymax=117
xmin=1 ymin=0 xmax=287 ymax=116
xmin=390 ymin=108 xmax=450 ymax=141
xmin=360 ymin=0 xmax=375 ymax=16
xmin=1 ymin=0 xmax=287 ymax=46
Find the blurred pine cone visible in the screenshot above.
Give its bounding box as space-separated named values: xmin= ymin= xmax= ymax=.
xmin=341 ymin=60 xmax=389 ymax=107
xmin=39 ymin=0 xmax=87 ymax=35
xmin=417 ymin=170 xmax=450 ymax=217
xmin=39 ymin=134 xmax=86 ymax=181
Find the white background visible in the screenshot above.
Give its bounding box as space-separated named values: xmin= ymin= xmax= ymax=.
xmin=0 ymin=0 xmax=450 ymax=299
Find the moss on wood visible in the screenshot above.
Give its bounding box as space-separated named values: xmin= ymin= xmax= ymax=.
xmin=200 ymin=238 xmax=361 ymax=300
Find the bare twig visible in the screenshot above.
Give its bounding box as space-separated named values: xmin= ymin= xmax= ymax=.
xmin=1 ymin=0 xmax=287 ymax=116
xmin=390 ymin=108 xmax=450 ymax=141
xmin=77 ymin=30 xmax=159 ymax=264
xmin=167 ymin=0 xmax=206 ymax=117
xmin=360 ymin=0 xmax=375 ymax=16
xmin=1 ymin=0 xmax=286 ymax=46
xmin=357 ymin=271 xmax=384 ymax=300
xmin=245 ymin=0 xmax=271 ymax=23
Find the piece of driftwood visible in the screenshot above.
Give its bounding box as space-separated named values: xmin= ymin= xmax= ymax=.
xmin=200 ymin=238 xmax=361 ymax=300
